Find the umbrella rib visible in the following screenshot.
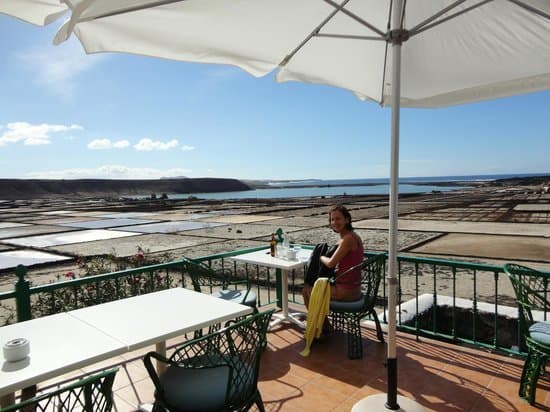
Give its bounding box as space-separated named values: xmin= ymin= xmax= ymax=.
xmin=378 ymin=0 xmax=393 ymax=107
xmin=409 ymin=0 xmax=494 ymax=37
xmin=279 ymin=0 xmax=386 ymax=66
xmin=323 ymin=0 xmax=386 ymax=37
xmin=380 ymin=40 xmax=390 ymax=107
xmin=316 ymin=33 xmax=385 ymax=41
xmin=507 ymin=0 xmax=550 ymax=20
xmin=279 ymin=0 xmax=353 ymax=66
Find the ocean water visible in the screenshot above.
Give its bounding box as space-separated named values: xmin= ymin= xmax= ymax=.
xmin=170 ymin=183 xmax=462 ymax=200
xmin=265 ymin=173 xmax=549 ymax=187
xmin=165 ymin=173 xmax=548 ymax=201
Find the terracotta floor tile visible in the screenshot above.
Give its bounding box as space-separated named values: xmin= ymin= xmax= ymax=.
xmin=484 ymin=374 xmax=549 ymax=411
xmin=334 ymin=390 xmax=383 ymax=412
xmin=113 ymin=394 xmax=139 ymax=412
xmin=280 ymin=381 xmax=349 ymax=411
xmin=100 ymin=324 xmax=550 ymax=412
xmin=112 ymin=362 xmax=149 ymax=390
xmin=115 ymin=376 xmax=155 ymax=408
xmin=259 ymin=370 xmax=310 ymax=397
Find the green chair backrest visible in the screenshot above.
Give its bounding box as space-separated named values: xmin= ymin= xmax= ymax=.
xmin=0 ymin=369 xmax=117 ymax=412
xmin=505 ymin=263 xmax=550 ymax=327
xmin=182 ymin=258 xmax=233 ymax=293
xmin=360 ymin=254 xmax=385 ymax=311
xmin=163 ymin=310 xmax=273 ymax=410
xmin=505 ymin=263 xmax=550 ymax=351
xmin=182 ymin=258 xmax=249 ymax=292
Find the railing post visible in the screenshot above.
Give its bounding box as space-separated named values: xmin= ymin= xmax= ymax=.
xmin=493 ymin=270 xmax=499 ymax=348
xmin=275 ymin=228 xmax=284 ymax=309
xmin=15 ymin=264 xmax=32 ymax=322
xmin=275 ymin=268 xmax=282 ymax=309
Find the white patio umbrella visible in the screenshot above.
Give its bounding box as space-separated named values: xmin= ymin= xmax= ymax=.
xmin=0 ymin=0 xmax=66 ymax=25
xmin=2 ymin=1 xmax=549 ymax=410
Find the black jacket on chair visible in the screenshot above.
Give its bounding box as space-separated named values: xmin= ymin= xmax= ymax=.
xmin=304 ymin=242 xmax=336 ymax=286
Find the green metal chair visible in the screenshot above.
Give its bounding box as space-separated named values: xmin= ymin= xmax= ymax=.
xmin=143 ymin=310 xmax=274 ymax=412
xmin=0 ymin=369 xmax=117 ymax=412
xmin=504 ymin=263 xmax=550 ymax=405
xmin=328 ymin=253 xmax=385 ymax=359
xmin=183 ymin=258 xmax=257 ymax=312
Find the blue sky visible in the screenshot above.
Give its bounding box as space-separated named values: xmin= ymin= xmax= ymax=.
xmin=1 ymin=15 xmax=549 ymax=181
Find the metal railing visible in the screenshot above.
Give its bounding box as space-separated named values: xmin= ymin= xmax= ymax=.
xmin=1 ymin=246 xmax=548 ymax=356
xmin=1 ymin=261 xmax=189 ymax=323
xmin=389 ymin=255 xmax=548 ymax=355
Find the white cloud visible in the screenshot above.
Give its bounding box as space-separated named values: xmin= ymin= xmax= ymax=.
xmin=88 ymin=138 xmax=130 ymax=150
xmin=0 ymin=122 xmax=83 ymax=146
xmin=25 ymin=137 xmax=51 ymax=145
xmin=16 ymin=39 xmax=106 ymax=99
xmin=26 ymin=165 xmax=192 ymax=179
xmin=134 ymin=138 xmax=179 ymax=151
xmin=113 ymin=140 xmax=130 ymax=148
xmin=181 ymin=145 xmax=195 ymax=152
xmin=87 ymin=138 xmax=111 ymax=150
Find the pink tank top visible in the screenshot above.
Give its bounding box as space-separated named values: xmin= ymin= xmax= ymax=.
xmin=335 ymin=234 xmax=364 ymax=289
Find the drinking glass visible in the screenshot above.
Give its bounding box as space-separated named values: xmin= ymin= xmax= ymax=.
xmin=276 ymin=244 xmax=284 ymax=259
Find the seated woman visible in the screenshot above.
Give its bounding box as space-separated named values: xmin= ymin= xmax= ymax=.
xmin=302 ymin=204 xmax=364 ymax=308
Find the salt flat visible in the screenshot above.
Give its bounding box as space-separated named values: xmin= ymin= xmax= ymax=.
xmin=410 ymin=233 xmax=550 ymax=262
xmin=49 ymin=233 xmax=217 ymax=257
xmin=0 ymin=183 xmax=549 ymax=276
xmin=3 ymin=229 xmax=140 ymax=248
xmin=0 ymin=250 xmax=71 ymax=270
xmin=0 ymin=225 xmax=75 ymax=240
xmin=355 ymin=218 xmax=550 ymax=237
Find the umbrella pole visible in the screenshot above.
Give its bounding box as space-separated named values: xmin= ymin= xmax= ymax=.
xmin=386 ymin=0 xmax=402 ymax=408
xmin=353 ymin=1 xmax=425 ymax=411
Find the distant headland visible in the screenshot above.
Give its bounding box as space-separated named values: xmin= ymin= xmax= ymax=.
xmin=0 ymin=178 xmax=251 ymax=200
xmin=0 ymin=174 xmax=547 ymax=201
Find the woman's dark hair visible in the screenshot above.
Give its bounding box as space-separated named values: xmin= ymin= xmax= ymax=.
xmin=329 ymin=204 xmax=353 ymax=231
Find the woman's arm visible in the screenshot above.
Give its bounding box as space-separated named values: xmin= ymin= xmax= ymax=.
xmin=320 ymin=234 xmax=355 ymax=269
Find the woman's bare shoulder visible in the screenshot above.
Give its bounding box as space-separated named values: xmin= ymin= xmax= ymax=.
xmin=344 ymin=231 xmax=362 ymax=247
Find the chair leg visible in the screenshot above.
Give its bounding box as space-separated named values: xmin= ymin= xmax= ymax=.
xmin=520 ymin=348 xmax=543 ymax=405
xmin=254 ymin=390 xmax=266 ymax=412
xmin=331 ymin=311 xmax=386 ymax=359
xmin=347 ymin=316 xmax=363 ymax=360
xmin=519 ymin=350 xmax=531 ymax=399
xmin=369 ymin=308 xmax=385 ymax=343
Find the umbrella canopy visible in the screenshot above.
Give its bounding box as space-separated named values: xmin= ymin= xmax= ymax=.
xmin=2 ymin=1 xmax=549 ymax=409
xmin=2 ymin=1 xmax=549 ymax=107
xmin=0 ymin=0 xmax=67 ymax=26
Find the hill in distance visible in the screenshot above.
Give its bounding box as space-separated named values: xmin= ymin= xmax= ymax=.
xmin=0 ymin=178 xmax=251 ymax=200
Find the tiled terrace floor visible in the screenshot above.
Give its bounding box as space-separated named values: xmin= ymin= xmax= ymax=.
xmin=105 ymin=322 xmax=550 ymax=412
